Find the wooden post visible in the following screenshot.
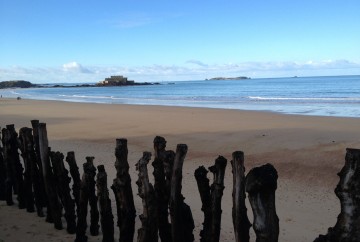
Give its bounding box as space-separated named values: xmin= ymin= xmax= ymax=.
xmin=111 ymin=138 xmax=136 ymax=242
xmin=7 ymin=124 xmax=26 ymax=209
xmin=97 ymin=165 xmax=114 ymax=242
xmin=164 ymin=150 xmax=175 ymax=202
xmin=50 ymin=151 xmax=76 ymax=234
xmin=25 ymin=126 xmax=45 ymax=217
xmin=38 ymin=123 xmax=63 ymax=230
xmin=30 ymin=120 xmax=43 ymax=173
xmin=194 ymin=166 xmax=211 ymax=242
xmin=195 ymin=156 xmax=227 ymax=242
xmin=2 ymin=127 xmax=14 ymax=205
xmin=169 ymin=144 xmax=194 ymax=242
xmin=208 ymin=156 xmax=227 ymax=242
xmin=136 ymin=151 xmax=158 ymax=242
xmin=31 ymin=120 xmax=47 ymax=217
xmin=0 ymin=128 xmax=7 ymax=201
xmin=18 ymin=127 xmax=35 ymax=213
xmin=26 ymin=126 xmax=45 ymax=215
xmin=245 ymin=163 xmax=279 ymax=242
xmin=152 ymin=136 xmax=171 ymax=242
xmin=66 ymin=151 xmax=81 ymax=216
xmin=85 ymin=156 xmax=100 ymax=236
xmin=75 ymin=156 xmax=99 ymax=241
xmin=76 ymin=158 xmax=91 ymax=242
xmin=314 ymin=148 xmax=360 ymax=242
xmin=231 ymin=151 xmax=251 ymax=242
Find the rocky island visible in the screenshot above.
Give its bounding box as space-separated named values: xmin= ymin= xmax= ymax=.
xmin=96 ymin=75 xmax=157 ymax=86
xmin=205 ymin=76 xmax=250 ymax=80
xmin=0 ymin=80 xmax=36 ymax=89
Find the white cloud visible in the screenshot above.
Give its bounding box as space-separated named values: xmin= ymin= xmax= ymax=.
xmin=1 ymin=59 xmax=359 ymax=83
xmin=62 ymin=62 xmax=92 ymax=73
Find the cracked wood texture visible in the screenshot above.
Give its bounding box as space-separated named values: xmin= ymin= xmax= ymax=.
xmin=50 ymin=151 xmax=76 ymax=234
xmin=66 ymin=151 xmax=81 ymax=217
xmin=195 ymin=156 xmax=227 ymax=242
xmin=245 ymin=163 xmax=279 ymax=242
xmin=97 ymin=165 xmax=115 ymax=242
xmin=111 ymin=138 xmax=136 ymax=242
xmin=231 ymin=151 xmax=251 ymax=242
xmin=136 ymin=151 xmax=158 ymax=242
xmin=314 ymin=148 xmax=360 ymax=242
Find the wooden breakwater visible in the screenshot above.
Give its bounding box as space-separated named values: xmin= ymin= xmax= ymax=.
xmin=0 ymin=120 xmax=359 ymax=242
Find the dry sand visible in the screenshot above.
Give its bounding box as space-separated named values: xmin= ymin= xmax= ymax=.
xmin=1 ymin=98 xmax=360 ymax=241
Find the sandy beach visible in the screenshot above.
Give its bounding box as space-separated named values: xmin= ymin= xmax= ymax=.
xmin=1 ymin=98 xmax=360 ymax=242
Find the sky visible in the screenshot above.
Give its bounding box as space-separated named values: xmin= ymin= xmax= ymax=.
xmin=1 ymin=0 xmax=360 ymax=83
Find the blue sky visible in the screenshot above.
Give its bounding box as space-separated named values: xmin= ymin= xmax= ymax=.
xmin=1 ymin=0 xmax=360 ymax=83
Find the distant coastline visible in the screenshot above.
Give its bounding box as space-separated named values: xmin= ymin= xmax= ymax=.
xmin=205 ymin=76 xmax=250 ymax=80
xmin=0 ymin=76 xmax=159 ymax=89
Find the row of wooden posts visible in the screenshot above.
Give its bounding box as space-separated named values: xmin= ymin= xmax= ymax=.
xmin=0 ymin=120 xmax=359 ymax=242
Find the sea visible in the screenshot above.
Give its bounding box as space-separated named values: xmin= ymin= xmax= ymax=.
xmin=1 ymin=75 xmax=360 ymax=118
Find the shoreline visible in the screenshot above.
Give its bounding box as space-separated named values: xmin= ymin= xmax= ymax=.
xmin=1 ymin=97 xmax=360 ymax=241
xmin=2 ymin=96 xmax=360 ymax=120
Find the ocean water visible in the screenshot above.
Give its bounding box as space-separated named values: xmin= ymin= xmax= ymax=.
xmin=1 ymin=75 xmax=360 ymax=118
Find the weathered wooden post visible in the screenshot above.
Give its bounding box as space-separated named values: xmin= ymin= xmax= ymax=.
xmin=97 ymin=165 xmax=114 ymax=242
xmin=85 ymin=156 xmax=100 ymax=236
xmin=169 ymin=144 xmax=194 ymax=242
xmin=245 ymin=163 xmax=279 ymax=242
xmin=314 ymin=148 xmax=360 ymax=242
xmin=164 ymin=150 xmax=175 ymax=202
xmin=31 ymin=120 xmax=47 ymax=217
xmin=7 ymin=124 xmax=26 ymax=209
xmin=76 ymin=160 xmax=90 ymax=242
xmin=195 ymin=156 xmax=227 ymax=242
xmin=66 ymin=151 xmax=81 ymax=216
xmin=31 ymin=120 xmax=42 ymax=172
xmin=2 ymin=127 xmax=14 ymax=205
xmin=209 ymin=156 xmax=227 ymax=242
xmin=231 ymin=151 xmax=251 ymax=242
xmin=38 ymin=123 xmax=63 ymax=230
xmin=195 ymin=166 xmax=211 ymax=242
xmin=152 ymin=136 xmax=171 ymax=242
xmin=24 ymin=125 xmax=45 ymax=217
xmin=136 ymin=151 xmax=158 ymax=242
xmin=18 ymin=127 xmax=35 ymax=213
xmin=76 ymin=156 xmax=99 ymax=242
xmin=50 ymin=151 xmax=76 ymax=234
xmin=0 ymin=129 xmax=6 ymax=201
xmin=111 ymin=138 xmax=136 ymax=242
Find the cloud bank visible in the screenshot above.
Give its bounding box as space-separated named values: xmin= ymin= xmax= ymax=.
xmin=0 ymin=59 xmax=359 ymax=83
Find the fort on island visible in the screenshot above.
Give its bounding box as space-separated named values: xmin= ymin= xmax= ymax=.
xmin=97 ymin=75 xmax=135 ymax=86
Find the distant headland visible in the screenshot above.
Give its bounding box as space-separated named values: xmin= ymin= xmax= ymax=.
xmin=205 ymin=76 xmax=251 ymax=80
xmin=0 ymin=80 xmax=36 ymax=89
xmin=0 ymin=76 xmax=159 ymax=89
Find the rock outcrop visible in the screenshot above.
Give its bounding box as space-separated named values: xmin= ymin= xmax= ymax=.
xmin=0 ymin=81 xmax=36 ymax=89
